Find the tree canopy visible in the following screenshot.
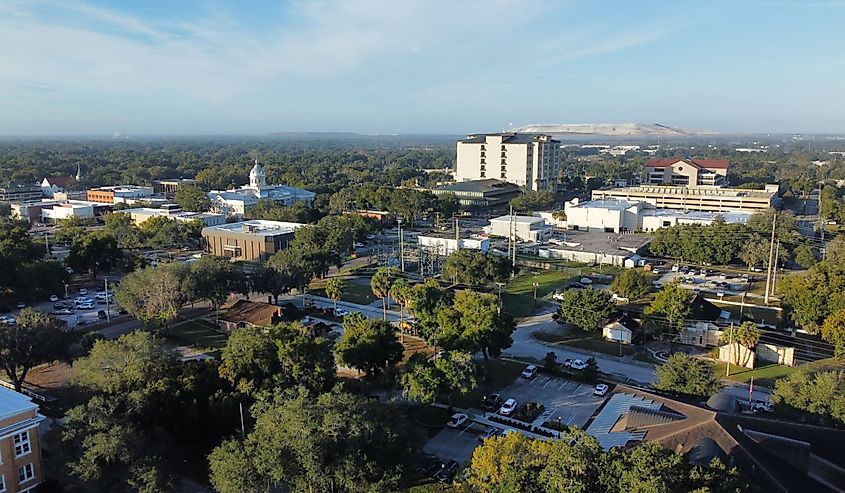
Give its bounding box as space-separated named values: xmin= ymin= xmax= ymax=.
xmin=654 ymin=353 xmax=722 ymax=397
xmin=610 ymin=268 xmax=653 ymax=300
xmin=0 ymin=308 xmax=71 ymax=392
xmin=441 ymin=249 xmax=511 ymax=285
xmin=642 ymin=281 xmax=693 ymax=335
xmin=335 ymin=314 xmax=403 ymax=377
xmin=557 ymin=288 xmax=614 ymax=332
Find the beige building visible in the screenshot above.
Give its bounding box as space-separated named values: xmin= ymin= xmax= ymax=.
xmin=201 ymin=220 xmax=305 ymax=261
xmin=0 ymin=387 xmax=45 ymax=492
xmin=456 ymin=133 xmax=560 ymax=192
xmin=118 ymin=204 xmax=225 ymax=227
xmin=645 ymin=158 xmax=729 ymax=187
xmin=591 ymin=184 xmax=777 ymax=213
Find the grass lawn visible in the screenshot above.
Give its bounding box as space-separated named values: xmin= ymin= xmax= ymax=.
xmin=562 ymin=336 xmax=637 ymax=358
xmin=713 ymin=361 xmax=797 ymax=388
xmin=503 ymin=271 xmax=575 ymax=318
xmin=711 ymin=302 xmax=781 ymax=326
xmin=310 ymin=281 xmax=378 ymax=306
xmin=164 ymin=320 xmax=228 ymax=355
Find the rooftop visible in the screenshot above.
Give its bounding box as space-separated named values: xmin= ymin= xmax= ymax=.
xmin=569 ymin=198 xmax=642 ymax=211
xmin=646 ymin=158 xmax=730 ymax=170
xmin=596 ymin=185 xmax=775 ymax=198
xmin=0 ymin=386 xmax=38 ymax=422
xmin=203 ymin=219 xmax=305 ymax=237
xmin=545 ymin=230 xmax=652 ymax=255
xmin=460 ymin=132 xmax=559 ymax=145
xmin=490 ymin=214 xmax=547 ymax=225
xmin=435 ymin=179 xmax=519 ymax=194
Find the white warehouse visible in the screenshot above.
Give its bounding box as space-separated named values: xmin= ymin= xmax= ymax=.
xmin=561 ymin=199 xmax=753 ymax=233
xmin=416 ymin=234 xmax=490 ymax=256
xmin=485 ymin=215 xmax=553 ymax=242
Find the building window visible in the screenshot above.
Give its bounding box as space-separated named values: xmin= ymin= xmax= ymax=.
xmin=17 ymin=464 xmax=33 ymax=484
xmin=0 ymin=474 xmax=4 ymax=493
xmin=13 ymin=431 xmax=31 ymax=457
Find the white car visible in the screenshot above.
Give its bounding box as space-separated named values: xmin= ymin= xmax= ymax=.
xmin=49 ymin=294 xmax=59 ymax=302
xmin=717 ymin=291 xmax=725 ymax=298
xmin=353 ymin=242 xmax=364 ymax=248
xmin=334 ymin=308 xmax=349 ymax=317
xmin=499 ymin=399 xmax=518 ymax=416
xmin=593 ymin=384 xmax=609 ymax=396
xmin=569 ymin=359 xmax=588 ymax=371
xmin=521 ymin=365 xmax=538 ymax=379
xmin=79 ymin=288 xmax=88 ymax=295
xmin=77 ymin=302 xmax=95 ymax=310
xmin=446 ymin=413 xmax=469 ymax=428
xmin=65 ymin=267 xmax=74 ymax=274
xmin=579 ymin=277 xmax=593 ymax=285
xmin=74 ymin=297 xmax=93 ymax=304
xmin=751 ymin=401 xmax=773 ymax=413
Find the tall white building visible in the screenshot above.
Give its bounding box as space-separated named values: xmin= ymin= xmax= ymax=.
xmin=456 ymin=133 xmax=560 ymax=192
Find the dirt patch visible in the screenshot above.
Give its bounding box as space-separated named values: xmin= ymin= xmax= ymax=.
xmin=26 ymin=362 xmax=74 ymax=390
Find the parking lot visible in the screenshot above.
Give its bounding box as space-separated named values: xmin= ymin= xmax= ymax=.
xmin=423 ymin=374 xmax=609 ymax=464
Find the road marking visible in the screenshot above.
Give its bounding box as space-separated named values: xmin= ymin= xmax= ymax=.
xmin=543 ymin=378 xmax=553 ymax=388
xmin=575 ymin=384 xmax=584 ymax=394
xmin=557 ymin=382 xmax=568 ymax=391
xmin=458 ymin=422 xmax=473 ymax=435
xmin=565 ymin=412 xmax=576 ymax=424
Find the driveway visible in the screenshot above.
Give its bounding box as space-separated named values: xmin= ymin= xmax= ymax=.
xmin=497 ymin=374 xmax=607 ymax=428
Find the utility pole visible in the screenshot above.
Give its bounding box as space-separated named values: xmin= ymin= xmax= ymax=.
xmin=44 ymin=233 xmax=49 ymax=256
xmin=454 ymin=217 xmax=460 ymax=251
xmin=104 ymin=278 xmax=110 ymax=323
xmin=726 ymin=322 xmax=734 ymax=377
xmin=764 ymin=212 xmax=777 ymax=304
xmin=495 ymin=282 xmax=505 ymax=314
xmin=511 ymin=209 xmax=517 ymax=269
xmin=771 ymin=240 xmax=780 ymax=297
xmin=397 ymin=218 xmax=405 ymax=272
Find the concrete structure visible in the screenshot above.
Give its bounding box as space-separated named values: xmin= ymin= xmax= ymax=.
xmin=0 ymin=184 xmax=42 ymax=204
xmin=537 ymin=231 xmax=652 ymax=267
xmin=86 ymin=185 xmax=154 ymax=205
xmin=485 ymin=215 xmax=553 ymax=242
xmin=11 ymin=200 xmax=95 ymax=224
xmin=756 ymin=343 xmax=795 ymax=367
xmin=201 ymin=220 xmax=305 ymax=261
xmin=0 ymin=386 xmax=46 ymax=492
xmin=39 ymin=176 xmax=75 ymax=198
xmin=456 ymin=133 xmax=560 ymax=191
xmin=718 ymin=342 xmax=755 ymax=369
xmin=432 ymin=179 xmax=520 ymax=208
xmin=562 ymin=198 xmax=754 ymax=233
xmin=416 ymin=233 xmax=490 ymax=256
xmin=591 ymin=184 xmax=778 ymax=213
xmin=645 ymin=158 xmax=729 ymax=187
xmin=118 ymin=204 xmax=225 ymax=227
xmin=602 ymin=321 xmax=633 ymax=345
xmin=208 ymin=160 xmax=315 ymax=217
xmin=153 ymin=178 xmax=196 ymax=197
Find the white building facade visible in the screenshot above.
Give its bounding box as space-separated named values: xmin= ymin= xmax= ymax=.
xmin=456 ymin=133 xmax=560 ymax=192
xmin=417 ymin=235 xmax=490 ymax=256
xmin=485 ymin=215 xmax=553 ymax=242
xmin=208 ymin=161 xmax=315 ymax=217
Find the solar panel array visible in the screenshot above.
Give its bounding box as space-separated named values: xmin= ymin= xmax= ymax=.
xmin=586 ymin=393 xmax=662 ymax=450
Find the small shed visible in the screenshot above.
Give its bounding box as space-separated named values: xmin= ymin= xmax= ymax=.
xmin=603 ymin=320 xmax=633 ymax=345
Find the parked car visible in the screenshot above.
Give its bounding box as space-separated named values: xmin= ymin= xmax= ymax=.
xmin=499 ymin=399 xmax=518 ymax=416
xmin=478 ymin=427 xmax=500 ymax=442
xmin=353 ymin=242 xmax=364 ymax=248
xmin=15 ymin=302 xmax=26 ymax=309
xmin=562 ymin=358 xmax=574 ymax=368
xmin=52 ymin=308 xmax=74 ymax=316
xmin=79 ymin=288 xmax=88 ymax=295
xmin=570 ymin=282 xmax=585 ymax=289
xmin=579 ymin=277 xmax=593 ymax=285
xmin=75 ymin=315 xmax=88 ymax=325
xmin=0 ymin=316 xmax=15 ymax=325
xmin=419 ymin=455 xmax=443 ymax=476
xmin=610 ymin=293 xmax=629 ymax=303
xmin=97 ymin=310 xmax=107 ymax=320
xmin=334 ymin=308 xmax=349 ymax=317
xmin=446 ymin=413 xmax=469 ymax=428
xmin=74 ymin=296 xmax=92 ymax=304
xmin=671 ymin=264 xmax=679 ymax=272
xmin=65 ymin=267 xmax=74 ymax=274
xmin=751 ymin=401 xmax=773 ymax=413
xmin=49 ymin=294 xmax=59 ymax=302
xmin=717 ymin=291 xmax=725 ymax=298
xmin=77 ymin=302 xmax=95 ymax=310
xmin=482 ymin=393 xmax=503 ymax=411
xmin=54 ymin=302 xmax=71 ymax=310
xmin=569 ymin=359 xmax=587 ymax=371
xmin=593 ymin=384 xmax=609 ymax=396
xmin=434 ymin=460 xmax=459 ymax=484
xmin=521 ymin=365 xmax=538 ymax=379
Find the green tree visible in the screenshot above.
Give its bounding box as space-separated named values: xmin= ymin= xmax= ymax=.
xmin=772 ymin=370 xmax=845 ymax=424
xmin=642 ymin=281 xmax=692 ymax=335
xmin=780 ymin=261 xmax=845 ymax=332
xmin=0 ymin=219 xmax=41 ymax=291
xmin=584 ymin=357 xmax=599 ymax=384
xmin=174 ymin=183 xmax=211 ymax=212
xmin=0 ymin=308 xmax=70 ymax=392
xmin=557 ymin=288 xmax=614 ymax=332
xmin=442 ymin=249 xmax=510 ymax=285
xmin=821 ymin=309 xmax=845 ymax=357
xmin=825 ymin=235 xmax=845 ymax=265
xmin=450 ymin=290 xmax=515 ymax=367
xmin=67 ymin=229 xmax=122 ymax=278
xmin=510 ymin=191 xmax=556 ymax=213
xmin=250 ymin=263 xmax=290 ymax=304
xmin=739 ymin=235 xmax=769 ymax=270
xmin=335 ymin=314 xmax=403 ymax=377
xmin=793 ymin=243 xmax=817 ymax=268
xmin=15 ymin=260 xmax=69 ymax=301
xmin=325 ymin=276 xmax=345 ymax=312
xmin=188 ymin=255 xmax=246 ymax=313
xmin=654 ymin=353 xmax=722 ymax=397
xmin=218 ymin=325 xmax=282 ymax=396
xmin=402 ymin=351 xmax=477 ymax=410
xmin=719 ymin=321 xmax=762 ymax=348
xmin=115 ymin=263 xmax=191 ymax=330
xmin=103 ymin=212 xmax=143 ymax=249
xmin=208 ymin=387 xmax=407 ymax=493
xmin=610 ymin=269 xmax=653 ymax=300
xmin=370 ymin=267 xmax=395 ymax=320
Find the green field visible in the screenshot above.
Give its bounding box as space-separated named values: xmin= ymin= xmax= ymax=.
xmin=502 ymin=271 xmax=575 ymax=318
xmin=713 ymin=361 xmax=796 ymax=388
xmin=165 ymin=320 xmax=228 ymax=355
xmin=310 ymin=281 xmax=379 ymax=306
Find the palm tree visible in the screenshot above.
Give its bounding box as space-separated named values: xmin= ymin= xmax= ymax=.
xmin=720 ymin=321 xmax=762 ymax=366
xmin=325 ymin=277 xmax=345 ymax=313
xmin=370 ymin=267 xmax=394 ymax=320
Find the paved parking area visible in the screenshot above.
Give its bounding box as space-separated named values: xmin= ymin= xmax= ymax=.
xmin=423 ymin=421 xmax=488 ymax=464
xmin=496 ymin=374 xmax=607 ymax=428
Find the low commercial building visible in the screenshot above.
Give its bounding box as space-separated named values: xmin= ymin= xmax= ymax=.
xmin=538 ymin=231 xmax=652 ymax=267
xmin=86 ymin=185 xmax=154 ymax=205
xmin=416 ymin=233 xmax=490 ymax=256
xmin=562 ymin=198 xmax=753 ymax=233
xmin=153 ymin=178 xmax=196 ymax=197
xmin=0 ymin=184 xmax=42 ymax=204
xmin=201 ymin=220 xmax=305 ymax=261
xmin=0 ymin=386 xmax=46 ymax=492
xmin=40 ymin=176 xmax=75 ymax=198
xmin=591 ymin=184 xmax=778 ymax=213
xmin=118 ymin=204 xmax=225 ymax=227
xmin=485 ymin=215 xmax=553 ymax=242
xmin=431 ymin=179 xmax=521 ymax=209
xmin=11 ymin=200 xmax=95 ymax=224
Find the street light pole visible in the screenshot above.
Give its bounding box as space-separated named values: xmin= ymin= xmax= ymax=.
xmin=397 ymin=218 xmax=405 ymax=272
xmin=495 ymin=282 xmax=505 ymax=314
xmin=104 ymin=278 xmax=110 ymax=324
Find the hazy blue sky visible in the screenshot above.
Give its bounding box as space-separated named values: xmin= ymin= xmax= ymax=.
xmin=1 ymin=0 xmax=844 ymax=135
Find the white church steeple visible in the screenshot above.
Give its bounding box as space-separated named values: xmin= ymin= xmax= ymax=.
xmin=249 ymin=158 xmax=266 ymax=189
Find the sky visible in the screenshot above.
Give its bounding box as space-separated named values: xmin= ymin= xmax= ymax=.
xmin=1 ymin=0 xmax=844 ymax=136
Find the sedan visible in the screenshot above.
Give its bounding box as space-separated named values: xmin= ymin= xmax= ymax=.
xmin=77 ymin=302 xmax=95 ymax=310
xmin=593 ymin=384 xmax=609 ymax=396
xmin=482 ymin=393 xmax=503 ymax=411
xmin=52 ymin=308 xmax=74 ymax=316
xmin=79 ymin=288 xmax=88 ymax=295
xmin=334 ymin=308 xmax=349 ymax=317
xmin=446 ymin=413 xmax=469 ymax=428
xmin=49 ymin=294 xmax=59 ymax=302
xmin=478 ymin=427 xmax=500 ymax=442
xmin=499 ymin=399 xmax=518 ymax=416
xmin=15 ymin=302 xmax=26 ymax=309
xmin=521 ymin=365 xmax=538 ymax=379
xmin=570 ymin=359 xmax=588 ymax=371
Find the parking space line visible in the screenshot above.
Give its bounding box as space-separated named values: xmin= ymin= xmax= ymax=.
xmin=575 ymin=384 xmax=584 ymax=394
xmin=543 ymin=378 xmax=553 ymax=388
xmin=458 ymin=422 xmax=474 ymax=436
xmin=564 ymin=412 xmax=576 ymax=424
xmin=557 ymin=381 xmax=568 ymax=391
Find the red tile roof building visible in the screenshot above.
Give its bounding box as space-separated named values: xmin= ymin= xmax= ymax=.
xmin=645 ymin=158 xmax=730 ymax=187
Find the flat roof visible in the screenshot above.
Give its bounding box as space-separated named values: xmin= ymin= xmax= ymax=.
xmin=460 ymin=132 xmax=559 ymax=145
xmin=570 ymin=199 xmax=641 ymax=211
xmin=545 ymin=230 xmax=652 ymax=256
xmin=595 ymin=186 xmax=775 ymax=199
xmin=490 ymin=215 xmax=547 ymax=224
xmin=203 ymin=219 xmax=305 ymax=237
xmin=0 ymin=387 xmax=37 ymax=422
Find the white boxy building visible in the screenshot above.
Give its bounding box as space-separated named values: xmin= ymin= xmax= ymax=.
xmin=416 ymin=234 xmax=490 ymax=256
xmin=485 ymin=215 xmax=553 ymax=242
